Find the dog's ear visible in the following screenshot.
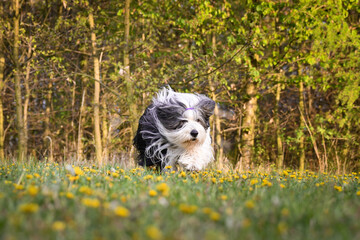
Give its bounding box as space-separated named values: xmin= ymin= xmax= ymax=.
xmin=196 ymin=96 xmax=215 ymax=119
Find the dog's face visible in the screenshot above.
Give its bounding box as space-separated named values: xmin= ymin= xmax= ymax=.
xmin=156 ymin=96 xmax=215 ymax=150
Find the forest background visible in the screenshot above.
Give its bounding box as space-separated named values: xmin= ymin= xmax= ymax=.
xmin=1 ymin=0 xmax=359 ymax=173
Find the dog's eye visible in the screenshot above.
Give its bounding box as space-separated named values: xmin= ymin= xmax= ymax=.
xmin=176 ymin=120 xmax=188 ymax=129
xmin=196 ymin=119 xmax=201 ymax=122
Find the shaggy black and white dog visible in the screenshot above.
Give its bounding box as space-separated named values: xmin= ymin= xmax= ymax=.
xmin=133 ymin=87 xmax=215 ymax=171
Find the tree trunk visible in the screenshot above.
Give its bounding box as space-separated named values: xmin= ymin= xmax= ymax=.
xmin=237 ymin=80 xmax=258 ymax=170
xmin=101 ymin=99 xmax=109 ymax=163
xmin=299 ymin=79 xmax=305 ymax=171
xmin=88 ymin=10 xmax=103 ymax=165
xmin=275 ymin=81 xmax=284 ymax=169
xmin=23 ymin=36 xmax=32 ymax=158
xmin=124 ymin=0 xmax=138 ymax=140
xmin=0 ymin=3 xmax=4 ymax=160
xmin=13 ymin=0 xmax=26 ymax=162
xmin=44 ymin=78 xmax=53 ymax=162
xmin=77 ymin=86 xmax=87 ymax=161
xmin=209 ymin=34 xmax=223 ymax=167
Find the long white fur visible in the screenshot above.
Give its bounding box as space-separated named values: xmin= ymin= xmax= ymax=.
xmin=144 ymin=87 xmax=214 ymax=171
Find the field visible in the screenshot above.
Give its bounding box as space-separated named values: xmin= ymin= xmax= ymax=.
xmin=1 ymin=162 xmax=360 ymax=240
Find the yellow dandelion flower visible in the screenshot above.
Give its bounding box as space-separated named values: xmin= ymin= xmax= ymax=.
xmin=156 ymin=183 xmax=170 ymax=196
xmin=26 ymin=174 xmax=33 ymax=179
xmin=143 ymin=175 xmax=153 ymax=180
xmin=209 ymin=212 xmax=221 ymax=221
xmin=356 ymin=191 xmax=360 ymax=196
xmin=211 ymin=177 xmax=217 ymax=184
xmin=149 ymin=190 xmax=158 ymax=197
xmin=121 ymin=196 xmax=128 ymax=203
xmin=74 ymin=166 xmax=84 ymax=176
xmin=66 ymin=192 xmax=74 ymax=199
xmin=250 ymin=179 xmax=258 ymax=185
xmin=27 ymin=185 xmax=39 ymax=196
xmin=242 ymin=218 xmax=251 ymax=228
xmin=220 ymin=195 xmax=228 ymax=201
xmin=262 ymin=179 xmax=272 ymax=187
xmin=178 ymin=171 xmax=186 ymax=178
xmin=52 ymin=221 xmax=66 ymax=231
xmin=334 ymin=186 xmax=342 ymax=192
xmin=146 ymin=226 xmax=162 ymax=240
xmin=277 ymin=221 xmax=288 ymax=234
xmin=202 ymin=207 xmax=212 ymax=214
xmin=242 ymin=175 xmax=247 ymax=179
xmin=280 ymin=184 xmax=286 ymax=189
xmin=156 ymin=176 xmax=163 ymax=181
xmin=179 ymin=204 xmax=198 ymax=214
xmin=81 ymin=198 xmax=100 ymax=208
xmin=14 ymin=184 xmax=24 ymax=190
xmin=165 ymin=166 xmax=172 ymax=169
xmin=34 ymin=173 xmax=40 ymax=178
xmin=19 ymin=203 xmax=39 ymax=213
xmin=114 ymin=206 xmax=130 ymax=217
xmin=281 ymin=208 xmax=290 ymax=217
xmin=79 ymin=186 xmax=93 ymax=195
xmin=245 ymin=200 xmax=255 ymax=209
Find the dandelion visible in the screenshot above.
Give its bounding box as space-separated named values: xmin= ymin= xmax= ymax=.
xmin=19 ymin=203 xmax=39 ymax=213
xmin=250 ymin=179 xmax=258 ymax=185
xmin=281 ymin=208 xmax=290 ymax=217
xmin=277 ymin=221 xmax=288 ymax=234
xmin=27 ymin=185 xmax=39 ymax=196
xmin=114 ymin=206 xmax=130 ymax=217
xmin=81 ymin=198 xmax=100 ymax=208
xmin=156 ymin=183 xmax=170 ymax=196
xmin=280 ymin=184 xmax=286 ymax=189
xmin=66 ymin=192 xmax=74 ymax=199
xmin=149 ymin=190 xmax=158 ymax=197
xmin=220 ymin=195 xmax=228 ymax=201
xmin=26 ymin=174 xmax=33 ymax=179
xmin=74 ymin=166 xmax=84 ymax=176
xmin=146 ymin=226 xmax=162 ymax=239
xmin=262 ymin=179 xmax=272 ymax=187
xmin=143 ymin=175 xmax=153 ymax=180
xmin=242 ymin=175 xmax=247 ymax=179
xmin=179 ymin=204 xmax=198 ymax=214
xmin=209 ymin=211 xmax=221 ymax=221
xmin=211 ymin=177 xmax=217 ymax=183
xmin=202 ymin=207 xmax=212 ymax=214
xmin=334 ymin=186 xmax=342 ymax=192
xmin=52 ymin=221 xmax=66 ymax=231
xmin=14 ymin=184 xmax=24 ymax=190
xmin=242 ymin=218 xmax=251 ymax=228
xmin=245 ymin=200 xmax=255 ymax=209
xmin=79 ymin=186 xmax=93 ymax=195
xmin=356 ymin=191 xmax=360 ymax=196
xmin=178 ymin=171 xmax=186 ymax=178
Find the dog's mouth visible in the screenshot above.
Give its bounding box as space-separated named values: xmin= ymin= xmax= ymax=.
xmin=184 ymin=138 xmax=198 ymax=144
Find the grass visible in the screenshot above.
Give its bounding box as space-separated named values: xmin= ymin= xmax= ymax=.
xmin=1 ymin=161 xmax=360 ymax=240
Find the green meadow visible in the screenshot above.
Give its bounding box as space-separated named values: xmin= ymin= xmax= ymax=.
xmin=1 ymin=162 xmax=359 ymax=240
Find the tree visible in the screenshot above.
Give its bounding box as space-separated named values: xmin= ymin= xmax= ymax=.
xmin=88 ymin=9 xmax=103 ymax=165
xmin=12 ymin=0 xmax=26 ymax=162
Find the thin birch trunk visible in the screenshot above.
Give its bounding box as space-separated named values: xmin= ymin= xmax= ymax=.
xmin=13 ymin=0 xmax=26 ymax=162
xmin=88 ymin=10 xmax=103 ymax=165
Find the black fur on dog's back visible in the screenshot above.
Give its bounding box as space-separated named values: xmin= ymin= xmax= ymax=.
xmin=133 ymin=104 xmax=165 ymax=168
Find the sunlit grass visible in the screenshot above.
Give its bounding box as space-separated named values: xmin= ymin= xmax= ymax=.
xmin=0 ymin=161 xmax=359 ymax=239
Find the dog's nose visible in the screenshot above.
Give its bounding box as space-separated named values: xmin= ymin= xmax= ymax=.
xmin=190 ymin=130 xmax=198 ymax=138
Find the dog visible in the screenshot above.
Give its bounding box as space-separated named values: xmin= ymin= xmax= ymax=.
xmin=133 ymin=87 xmax=215 ymax=171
